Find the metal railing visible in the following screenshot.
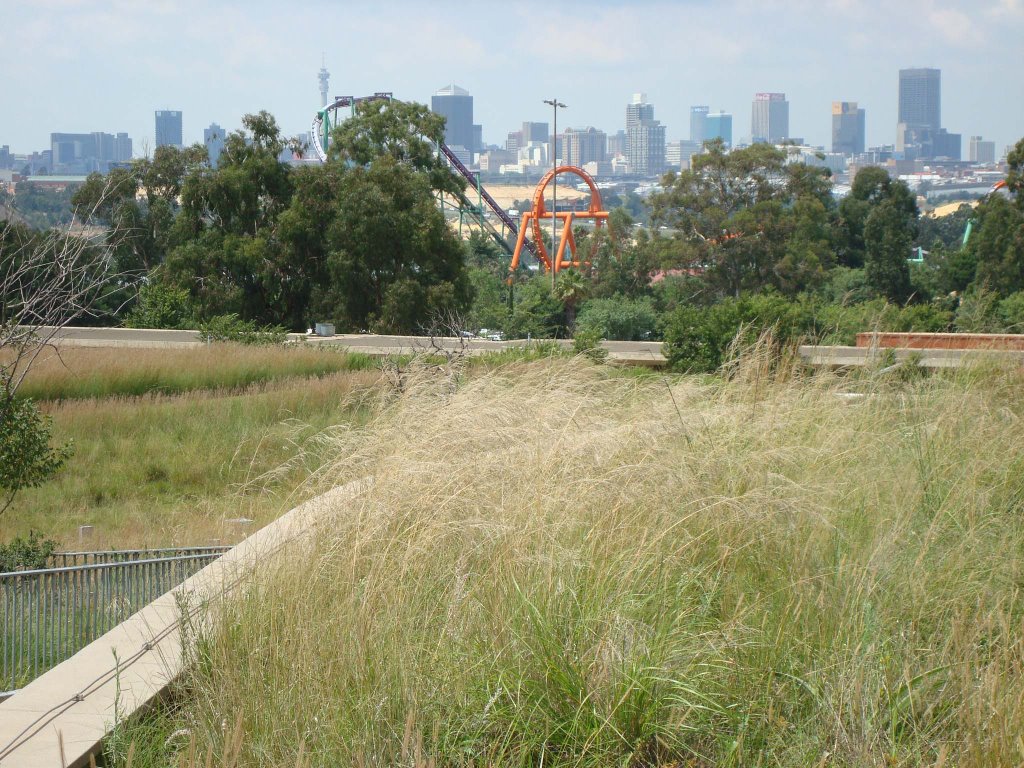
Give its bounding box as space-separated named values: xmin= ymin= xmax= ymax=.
xmin=2 ymin=549 xmax=229 ymax=695
xmin=47 ymin=546 xmax=230 ymax=568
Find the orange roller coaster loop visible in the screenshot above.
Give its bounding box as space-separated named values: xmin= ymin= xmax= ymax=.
xmin=509 ymin=165 xmax=610 ymax=275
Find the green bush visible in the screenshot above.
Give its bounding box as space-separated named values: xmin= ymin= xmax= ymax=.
xmin=997 ymin=291 xmax=1024 ymax=332
xmin=195 ymin=314 xmax=289 ymax=346
xmin=124 ymin=282 xmax=195 ymax=329
xmin=954 ymin=288 xmax=1002 ymax=333
xmin=0 ymin=397 xmax=72 ymax=512
xmin=662 ymin=293 xmax=813 ymax=372
xmin=0 ymin=531 xmax=59 ymax=572
xmin=576 ymin=296 xmax=659 ymax=341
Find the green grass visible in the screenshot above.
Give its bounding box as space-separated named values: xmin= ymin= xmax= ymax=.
xmin=107 ymin=351 xmax=1024 ymax=767
xmin=1 ymin=360 xmax=380 ymax=548
xmin=12 ymin=344 xmax=376 ymax=401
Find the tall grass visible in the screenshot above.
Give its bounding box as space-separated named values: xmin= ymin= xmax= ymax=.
xmin=1 ymin=371 xmax=380 ymax=547
xmin=119 ymin=352 xmax=1024 ymax=766
xmin=12 ymin=344 xmax=376 ymax=401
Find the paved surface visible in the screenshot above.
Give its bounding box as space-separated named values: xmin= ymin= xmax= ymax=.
xmin=0 ymin=481 xmax=369 ymax=768
xmin=43 ymin=327 xmax=668 ymax=365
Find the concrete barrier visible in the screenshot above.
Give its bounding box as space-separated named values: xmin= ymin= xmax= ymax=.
xmin=0 ymin=481 xmax=368 ymax=768
xmin=856 ymin=332 xmax=1024 ymax=351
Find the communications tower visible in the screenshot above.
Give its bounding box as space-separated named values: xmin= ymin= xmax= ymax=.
xmin=318 ymin=56 xmax=330 ymax=107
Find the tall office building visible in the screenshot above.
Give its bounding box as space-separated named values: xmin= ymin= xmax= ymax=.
xmin=204 ymin=123 xmax=226 ymax=167
xmin=625 ymin=94 xmax=665 ymax=175
xmin=625 ymin=93 xmax=655 ymax=153
xmin=431 ymin=85 xmax=474 ymax=157
xmin=898 ymin=68 xmax=941 ymax=133
xmin=690 ymin=106 xmax=709 ymax=145
xmin=969 ymin=136 xmax=996 ymax=164
xmin=751 ymin=93 xmax=789 ymax=143
xmin=49 ymin=131 xmax=131 ymax=173
xmin=155 ymin=110 xmax=182 ymax=148
xmin=522 ymin=122 xmax=549 ymax=144
xmin=832 ymin=102 xmax=866 ymax=155
xmin=706 ymin=112 xmax=733 ymax=148
xmin=896 ymin=68 xmax=959 ymax=159
xmin=563 ymin=127 xmax=607 ymax=167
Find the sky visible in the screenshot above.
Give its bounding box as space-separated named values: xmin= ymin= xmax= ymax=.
xmin=2 ymin=0 xmax=1023 ymax=158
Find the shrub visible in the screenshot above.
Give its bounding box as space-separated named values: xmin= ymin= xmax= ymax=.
xmin=662 ymin=293 xmax=813 ymax=372
xmin=576 ymin=296 xmax=659 ymax=341
xmin=195 ymin=314 xmax=288 ymax=346
xmin=0 ymin=531 xmax=59 ymax=572
xmin=997 ymin=291 xmax=1024 ymax=332
xmin=124 ymin=282 xmax=195 ymax=329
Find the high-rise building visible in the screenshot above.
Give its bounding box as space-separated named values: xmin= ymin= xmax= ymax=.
xmin=832 ymin=101 xmax=866 ymax=155
xmin=49 ymin=131 xmax=131 ymax=173
xmin=607 ymin=130 xmax=627 ymax=158
xmin=624 ymin=95 xmax=665 ymax=176
xmin=563 ymin=127 xmax=607 ymax=167
xmin=431 ymin=85 xmax=474 ymax=157
xmin=625 ymin=93 xmax=655 ymax=153
xmin=666 ymin=139 xmax=703 ymax=169
xmin=204 ymin=123 xmax=226 ymax=167
xmin=522 ymin=122 xmax=549 ymax=144
xmin=751 ymin=93 xmax=789 ymax=143
xmin=706 ymin=112 xmax=733 ymax=148
xmin=155 ymin=110 xmax=182 ymax=149
xmin=690 ymin=106 xmax=709 ymax=145
xmin=969 ymin=136 xmax=996 ymax=164
xmin=898 ymin=68 xmax=941 ymax=134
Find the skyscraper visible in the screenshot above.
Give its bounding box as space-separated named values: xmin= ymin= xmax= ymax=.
xmin=431 ymin=85 xmax=474 ymax=157
xmin=690 ymin=106 xmax=709 ymax=145
xmin=204 ymin=123 xmax=225 ymax=167
xmin=969 ymin=136 xmax=996 ymax=164
xmin=522 ymin=122 xmax=549 ymax=144
xmin=706 ymin=112 xmax=733 ymax=149
xmin=624 ymin=94 xmax=664 ymax=176
xmin=898 ymin=68 xmax=941 ymax=133
xmin=832 ymin=102 xmax=866 ymax=155
xmin=563 ymin=127 xmax=607 ymax=167
xmin=751 ymin=93 xmax=789 ymax=143
xmin=155 ymin=110 xmax=182 ymax=149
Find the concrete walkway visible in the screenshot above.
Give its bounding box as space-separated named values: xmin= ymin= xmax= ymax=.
xmin=0 ymin=481 xmax=367 ymax=768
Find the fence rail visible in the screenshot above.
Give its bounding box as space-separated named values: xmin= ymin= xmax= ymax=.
xmin=2 ymin=549 xmax=228 ymax=695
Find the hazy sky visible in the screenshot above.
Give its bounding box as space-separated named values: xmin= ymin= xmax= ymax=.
xmin=2 ymin=0 xmax=1022 ymax=158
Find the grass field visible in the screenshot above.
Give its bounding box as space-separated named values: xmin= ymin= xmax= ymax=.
xmin=13 ymin=344 xmax=376 ymax=401
xmin=109 ymin=350 xmax=1024 ymax=767
xmin=1 ymin=346 xmax=381 ymax=548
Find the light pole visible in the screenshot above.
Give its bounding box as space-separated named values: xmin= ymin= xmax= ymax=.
xmin=543 ymin=98 xmax=566 ymax=289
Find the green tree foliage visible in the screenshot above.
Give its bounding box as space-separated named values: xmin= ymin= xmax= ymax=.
xmin=648 ymin=140 xmax=834 ymax=298
xmin=576 ymin=296 xmax=658 ymax=341
xmin=314 ymin=156 xmax=471 ymax=332
xmin=0 ymin=397 xmax=72 ymax=513
xmin=966 ymin=195 xmax=1024 ymax=296
xmin=864 ymin=194 xmax=916 ymax=302
xmin=10 ymin=182 xmax=78 ymax=230
xmin=123 ymin=282 xmax=195 ymax=329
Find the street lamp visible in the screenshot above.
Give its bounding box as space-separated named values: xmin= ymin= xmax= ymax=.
xmin=543 ymin=98 xmax=566 ymax=288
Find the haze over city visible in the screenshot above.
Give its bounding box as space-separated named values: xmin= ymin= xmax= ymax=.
xmin=3 ymin=0 xmax=1022 ymax=156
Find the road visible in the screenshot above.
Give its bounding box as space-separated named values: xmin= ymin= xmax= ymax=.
xmin=41 ymin=327 xmax=668 ymax=365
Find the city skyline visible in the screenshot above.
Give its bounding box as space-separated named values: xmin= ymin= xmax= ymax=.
xmin=2 ymin=0 xmax=1022 ymax=158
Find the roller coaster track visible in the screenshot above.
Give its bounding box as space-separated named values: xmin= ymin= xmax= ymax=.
xmin=311 ymin=95 xmax=536 ymax=258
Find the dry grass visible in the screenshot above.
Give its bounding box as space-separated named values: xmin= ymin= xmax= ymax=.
xmin=116 ymin=350 xmax=1024 ymax=766
xmin=12 ymin=344 xmax=375 ymax=401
